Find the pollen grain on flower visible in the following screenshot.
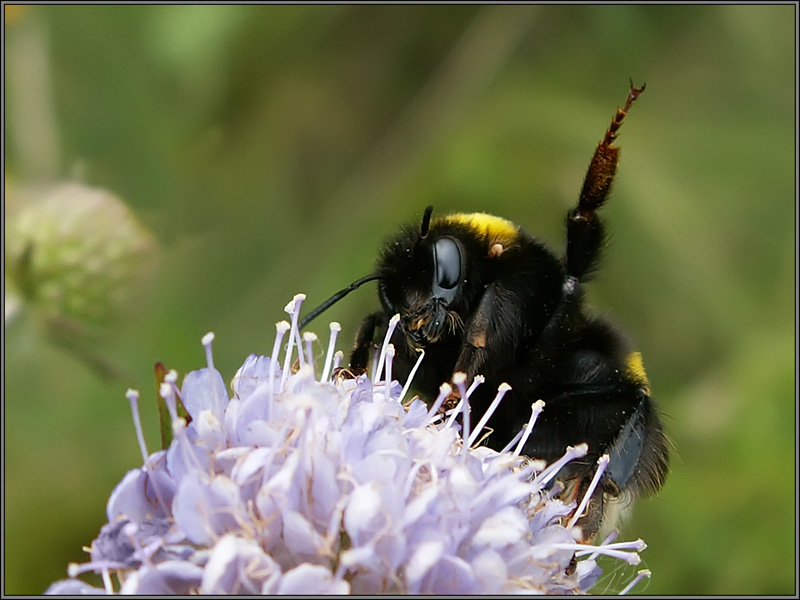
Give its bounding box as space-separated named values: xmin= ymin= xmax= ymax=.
xmin=46 ymin=295 xmax=650 ymax=595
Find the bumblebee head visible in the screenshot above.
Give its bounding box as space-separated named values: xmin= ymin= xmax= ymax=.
xmin=375 ymin=206 xmax=469 ymax=348
xmin=298 ymin=206 xmax=478 ymax=344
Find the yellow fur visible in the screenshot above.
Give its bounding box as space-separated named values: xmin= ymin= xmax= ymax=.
xmin=440 ymin=213 xmax=519 ymax=249
xmin=625 ymin=351 xmax=651 ymax=393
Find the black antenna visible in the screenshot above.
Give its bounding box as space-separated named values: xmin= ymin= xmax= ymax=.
xmin=299 ymin=274 xmax=381 ymax=329
xmin=420 ymin=205 xmax=434 ymax=238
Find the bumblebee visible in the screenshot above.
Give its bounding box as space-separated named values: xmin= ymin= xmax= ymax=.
xmin=301 ymin=82 xmax=669 ymax=542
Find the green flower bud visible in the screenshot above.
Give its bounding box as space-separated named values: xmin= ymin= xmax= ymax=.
xmin=5 ymin=181 xmax=158 ymax=326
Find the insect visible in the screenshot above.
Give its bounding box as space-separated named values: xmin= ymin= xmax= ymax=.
xmin=300 ymin=82 xmax=669 ymax=542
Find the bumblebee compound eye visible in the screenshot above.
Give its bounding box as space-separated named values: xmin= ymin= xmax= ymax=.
xmin=433 ymin=237 xmax=462 ymax=293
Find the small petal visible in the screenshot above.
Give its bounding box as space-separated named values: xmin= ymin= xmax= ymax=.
xmin=403 ymin=486 xmax=439 ymax=527
xmin=308 ymin=451 xmax=341 ymax=525
xmin=470 ymin=548 xmax=508 ymax=594
xmin=193 ymin=409 xmax=227 ymax=450
xmin=172 ymin=474 xmax=245 ymax=546
xmin=401 ymin=397 xmax=429 ymax=428
xmin=282 ymin=511 xmax=324 ymax=558
xmin=90 ymin=518 xmax=136 ymax=565
xmin=404 ymin=540 xmax=445 ymax=592
xmin=45 ymin=579 xmax=107 ymax=595
xmin=278 ymin=563 xmax=349 ymax=595
xmin=181 ymin=368 xmax=229 ymax=420
xmin=231 ymin=354 xmax=275 ymax=398
xmin=426 ymin=554 xmax=476 ymax=595
xmin=343 ymin=484 xmax=383 ymax=545
xmin=473 ymin=505 xmax=529 ymax=548
xmin=119 ymin=560 xmax=203 ymax=595
xmin=106 ymin=467 xmax=174 ymax=524
xmin=201 ymin=534 xmax=281 ymax=595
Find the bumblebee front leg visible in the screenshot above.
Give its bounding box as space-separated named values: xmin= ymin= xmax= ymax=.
xmin=348 ymin=311 xmax=388 ymax=371
xmin=567 ymin=82 xmax=644 ymax=279
xmin=451 ymin=242 xmax=563 ymax=385
xmin=559 ymin=475 xmax=607 ymax=544
xmin=452 ymin=281 xmax=524 ymax=381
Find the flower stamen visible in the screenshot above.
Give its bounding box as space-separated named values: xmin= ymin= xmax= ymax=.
xmin=398 ymin=349 xmax=424 ymax=405
xmin=567 ymin=453 xmax=610 ymax=531
xmin=125 ymin=390 xmax=150 ymax=467
xmin=201 ymin=332 xmax=224 ymax=417
xmin=384 ymin=343 xmax=395 ymax=392
xmin=320 ymin=322 xmax=341 ymax=383
xmin=332 ymin=350 xmax=343 ymax=372
xmin=302 ymin=332 xmax=317 ymax=370
xmin=425 ymin=382 xmax=452 ymax=425
xmin=373 ymin=314 xmax=400 ymax=384
xmin=270 ymin=321 xmax=291 ymax=413
xmin=513 ymin=400 xmax=546 ymax=457
xmin=535 ymin=443 xmax=589 ymax=488
xmin=159 ymin=382 xmax=179 ymax=424
xmin=101 ymin=569 xmax=114 ymax=594
xmin=618 ymin=569 xmax=651 ymax=595
xmin=468 ymin=381 xmax=509 ymax=447
xmin=452 ymin=373 xmax=470 ymax=457
xmin=281 ymin=294 xmax=306 ymax=391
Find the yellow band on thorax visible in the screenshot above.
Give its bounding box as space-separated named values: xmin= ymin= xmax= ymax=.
xmin=440 ymin=213 xmax=520 ymax=249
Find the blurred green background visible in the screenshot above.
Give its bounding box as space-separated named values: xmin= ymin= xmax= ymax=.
xmin=4 ymin=4 xmax=795 ymax=595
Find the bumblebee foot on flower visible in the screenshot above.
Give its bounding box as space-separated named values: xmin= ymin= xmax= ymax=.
xmin=565 ymin=555 xmax=578 ymax=576
xmin=559 ymin=474 xmax=611 ymax=544
xmin=437 ymin=389 xmax=462 ymax=417
xmin=332 ymin=366 xmax=367 ymax=382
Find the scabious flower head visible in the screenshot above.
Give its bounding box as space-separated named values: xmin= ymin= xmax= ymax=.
xmin=46 ymin=294 xmax=651 ymax=595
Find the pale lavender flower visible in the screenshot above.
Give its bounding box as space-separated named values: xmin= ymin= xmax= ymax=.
xmin=46 ymin=294 xmax=652 ymax=595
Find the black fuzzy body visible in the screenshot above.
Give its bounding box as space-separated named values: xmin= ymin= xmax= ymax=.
xmin=354 ymin=216 xmax=669 ymax=508
xmin=328 ymin=84 xmax=670 ymax=541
